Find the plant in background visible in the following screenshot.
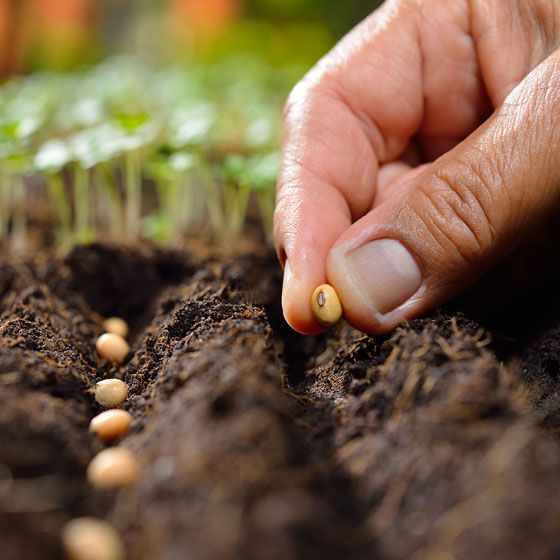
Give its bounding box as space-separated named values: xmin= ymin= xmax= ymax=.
xmin=70 ymin=125 xmax=122 ymax=241
xmin=0 ymin=55 xmax=288 ymax=249
xmin=246 ymin=150 xmax=280 ymax=242
xmin=145 ymin=150 xmax=201 ymax=245
xmin=0 ymin=152 xmax=31 ymax=252
xmin=111 ymin=111 xmax=159 ymax=240
xmin=221 ymin=154 xmax=253 ymax=238
xmin=0 ymin=104 xmax=43 ymax=250
xmin=33 ymin=139 xmax=73 ymax=244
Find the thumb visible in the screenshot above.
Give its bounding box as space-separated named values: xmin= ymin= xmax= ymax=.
xmin=327 ymin=52 xmax=560 ymax=334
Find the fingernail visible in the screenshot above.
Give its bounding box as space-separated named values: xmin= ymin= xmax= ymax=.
xmin=345 ymin=239 xmax=422 ymax=314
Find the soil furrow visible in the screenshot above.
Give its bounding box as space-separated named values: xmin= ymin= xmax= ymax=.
xmin=3 ymin=243 xmax=560 ymax=559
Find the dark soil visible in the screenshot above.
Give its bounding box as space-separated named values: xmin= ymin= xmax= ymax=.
xmin=2 ymin=240 xmax=560 ymax=560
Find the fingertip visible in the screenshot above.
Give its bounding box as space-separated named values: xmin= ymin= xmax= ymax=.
xmin=282 ymin=260 xmax=326 ymax=335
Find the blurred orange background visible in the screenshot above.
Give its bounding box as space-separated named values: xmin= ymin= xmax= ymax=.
xmin=0 ymin=0 xmax=375 ymax=76
xmin=0 ymin=0 xmax=247 ymax=75
xmin=1 ymin=0 xmax=93 ymax=74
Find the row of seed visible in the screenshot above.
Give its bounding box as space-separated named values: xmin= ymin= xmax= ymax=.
xmin=63 ymin=318 xmax=137 ymax=560
xmin=61 ymin=283 xmax=342 ymax=560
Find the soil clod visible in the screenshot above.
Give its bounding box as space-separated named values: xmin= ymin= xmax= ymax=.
xmin=3 ymin=243 xmax=560 ymax=560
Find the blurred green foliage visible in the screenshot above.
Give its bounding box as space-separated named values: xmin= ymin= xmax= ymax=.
xmin=245 ymin=0 xmax=379 ymax=36
xmin=0 ymin=55 xmax=292 ymax=247
xmin=0 ymin=1 xmax=386 ymax=249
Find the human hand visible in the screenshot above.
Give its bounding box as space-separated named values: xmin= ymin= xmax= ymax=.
xmin=274 ymin=0 xmax=560 ymax=334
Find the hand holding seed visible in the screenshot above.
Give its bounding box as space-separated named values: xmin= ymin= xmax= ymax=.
xmin=276 ymin=0 xmax=560 ymax=334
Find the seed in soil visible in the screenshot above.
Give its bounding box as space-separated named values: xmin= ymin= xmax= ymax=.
xmin=103 ymin=317 xmax=129 ymax=339
xmin=87 ymin=447 xmax=140 ymax=488
xmin=95 ymin=379 xmax=128 ymax=408
xmin=311 ymin=284 xmax=343 ymax=328
xmin=90 ymin=409 xmax=132 ymax=442
xmin=96 ymin=333 xmax=130 ymax=364
xmin=62 ymin=517 xmax=125 ymax=560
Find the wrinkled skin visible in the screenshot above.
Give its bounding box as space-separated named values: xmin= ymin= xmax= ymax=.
xmin=274 ymin=0 xmax=560 ymax=334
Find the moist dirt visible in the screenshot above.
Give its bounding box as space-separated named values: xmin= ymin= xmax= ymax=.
xmin=1 ymin=241 xmax=560 ymax=560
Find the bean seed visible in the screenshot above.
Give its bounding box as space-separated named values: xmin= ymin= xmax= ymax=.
xmin=87 ymin=447 xmax=139 ymax=488
xmin=90 ymin=410 xmax=132 ymax=442
xmin=311 ymin=284 xmax=342 ymax=328
xmin=96 ymin=333 xmax=130 ymax=365
xmin=103 ymin=317 xmax=129 ymax=339
xmin=95 ymin=379 xmax=128 ymax=408
xmin=62 ymin=517 xmax=125 ymax=560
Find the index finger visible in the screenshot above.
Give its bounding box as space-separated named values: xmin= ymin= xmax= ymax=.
xmin=275 ymin=2 xmax=422 ymax=333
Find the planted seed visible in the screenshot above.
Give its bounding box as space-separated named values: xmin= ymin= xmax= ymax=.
xmin=95 ymin=379 xmax=128 ymax=408
xmin=87 ymin=447 xmax=139 ymax=488
xmin=90 ymin=409 xmax=132 ymax=442
xmin=96 ymin=333 xmax=130 ymax=364
xmin=311 ymin=284 xmax=342 ymax=328
xmin=62 ymin=517 xmax=125 ymax=560
xmin=103 ymin=317 xmax=129 ymax=339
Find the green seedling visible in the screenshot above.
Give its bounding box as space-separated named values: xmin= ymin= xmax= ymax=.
xmin=0 ymin=150 xmax=33 ymax=252
xmin=0 ymin=55 xmax=294 ymax=248
xmin=145 ymin=150 xmax=199 ymax=245
xmin=34 ymin=139 xmax=73 ymax=243
xmin=219 ymin=154 xmax=252 ymax=239
xmin=71 ymin=124 xmax=125 ymax=239
xmin=113 ymin=112 xmax=159 ymax=240
xmin=246 ymin=151 xmax=281 ymax=242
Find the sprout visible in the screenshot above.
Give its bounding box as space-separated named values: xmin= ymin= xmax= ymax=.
xmin=69 ymin=125 xmax=129 ymax=241
xmin=0 ymin=148 xmax=32 ymax=252
xmin=246 ymin=151 xmax=280 ymax=242
xmin=145 ymin=151 xmax=200 ymax=244
xmin=109 ymin=114 xmax=160 ymax=240
xmin=33 ymin=140 xmax=73 ymax=244
xmin=70 ymin=125 xmax=118 ymax=169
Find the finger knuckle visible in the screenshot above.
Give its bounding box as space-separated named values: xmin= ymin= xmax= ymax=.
xmin=411 ymin=163 xmax=500 ymax=267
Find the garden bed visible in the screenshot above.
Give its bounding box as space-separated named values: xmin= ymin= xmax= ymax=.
xmin=2 ymin=237 xmax=560 ymax=560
